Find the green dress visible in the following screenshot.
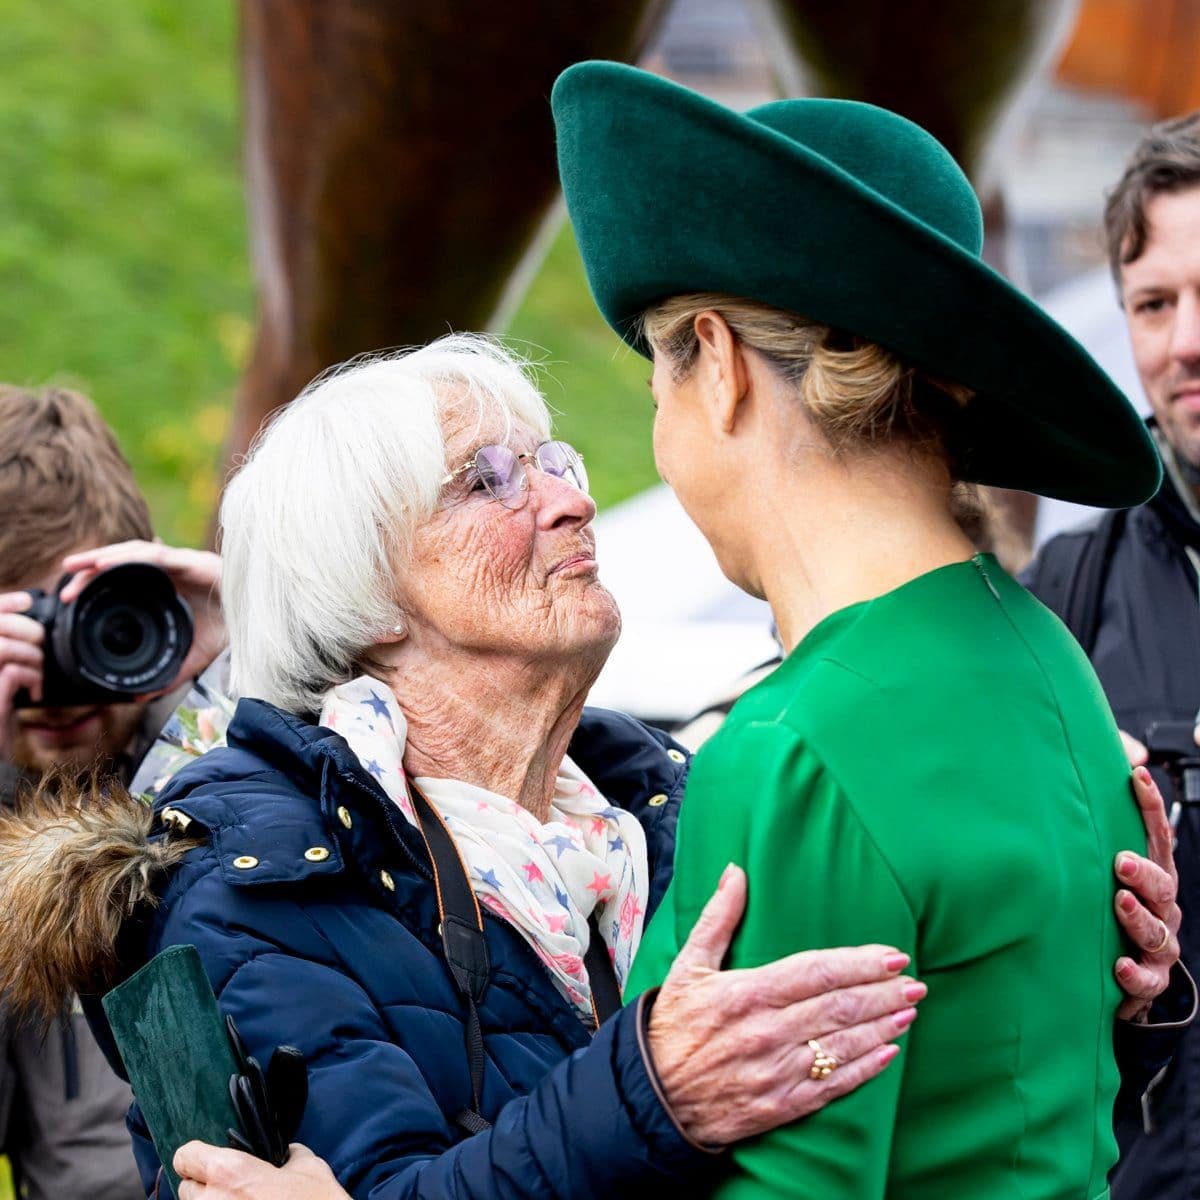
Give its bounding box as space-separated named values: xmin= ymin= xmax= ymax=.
xmin=627 ymin=555 xmax=1142 ymax=1199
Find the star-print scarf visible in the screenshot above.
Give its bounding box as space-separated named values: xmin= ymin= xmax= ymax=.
xmin=319 ymin=677 xmax=649 ymax=1022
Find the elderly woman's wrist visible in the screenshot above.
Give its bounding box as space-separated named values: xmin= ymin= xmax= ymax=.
xmin=635 ymin=989 xmax=725 ymax=1156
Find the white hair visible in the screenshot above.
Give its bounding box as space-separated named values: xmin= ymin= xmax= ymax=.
xmin=219 ymin=333 xmax=553 ymax=714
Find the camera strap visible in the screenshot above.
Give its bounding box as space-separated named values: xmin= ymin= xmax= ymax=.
xmin=406 ymin=779 xmax=491 ymax=1135
xmin=405 ymin=779 xmax=622 ymax=1136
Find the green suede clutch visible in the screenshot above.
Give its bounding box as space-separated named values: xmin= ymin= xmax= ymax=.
xmin=102 ymin=945 xmax=240 ymax=1200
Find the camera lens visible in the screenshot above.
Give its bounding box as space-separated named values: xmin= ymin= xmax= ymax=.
xmin=98 ymin=607 xmax=152 ymax=662
xmin=57 ymin=563 xmax=193 ymax=699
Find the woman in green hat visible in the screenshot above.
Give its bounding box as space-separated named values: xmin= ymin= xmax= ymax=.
xmin=552 ymin=62 xmax=1173 ymax=1197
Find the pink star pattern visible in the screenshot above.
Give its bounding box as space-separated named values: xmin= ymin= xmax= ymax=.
xmin=522 ymin=861 xmax=545 ymax=884
xmin=587 ymin=870 xmax=614 ymax=898
xmin=619 ymin=891 xmax=645 ymax=937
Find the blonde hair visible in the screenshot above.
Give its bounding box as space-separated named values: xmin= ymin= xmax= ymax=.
xmin=641 ymin=293 xmax=977 ymax=453
xmin=641 ymin=293 xmax=985 ymax=537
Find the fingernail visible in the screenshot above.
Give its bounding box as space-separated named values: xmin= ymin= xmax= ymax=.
xmin=893 ymin=1007 xmax=918 ymax=1030
xmin=718 ymin=863 xmax=734 ymax=890
xmin=1119 ymin=892 xmax=1137 ymax=914
xmin=1136 ymin=766 xmax=1151 ymax=784
xmin=1117 ymin=961 xmax=1133 ymax=980
xmin=903 ymin=980 xmax=927 ymax=1003
xmin=1119 ymin=856 xmax=1137 ymax=878
xmin=878 ymin=1044 xmax=900 ymax=1066
xmin=883 ymin=952 xmax=909 ymax=973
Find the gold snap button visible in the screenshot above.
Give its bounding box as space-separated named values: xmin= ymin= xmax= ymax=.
xmin=667 ymin=749 xmax=686 ymax=763
xmin=380 ymin=870 xmax=395 ymax=892
xmin=648 ymin=793 xmax=668 ymax=807
xmin=161 ymin=807 xmax=192 ymax=831
xmin=305 ymin=846 xmax=330 ymax=863
xmin=337 ymin=806 xmax=353 ymax=829
xmin=233 ymin=855 xmax=259 ymax=870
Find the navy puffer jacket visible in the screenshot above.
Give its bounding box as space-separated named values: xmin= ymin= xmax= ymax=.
xmin=107 ymin=699 xmax=703 ymax=1199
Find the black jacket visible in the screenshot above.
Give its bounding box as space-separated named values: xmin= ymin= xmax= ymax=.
xmin=1024 ymin=443 xmax=1200 ymax=1199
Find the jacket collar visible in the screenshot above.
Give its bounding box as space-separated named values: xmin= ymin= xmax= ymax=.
xmin=1148 ymin=418 xmax=1200 ymax=553
xmin=153 ymin=699 xmax=688 ymax=902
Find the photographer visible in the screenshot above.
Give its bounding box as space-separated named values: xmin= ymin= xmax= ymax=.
xmin=1021 ymin=113 xmax=1200 ymax=1198
xmin=0 ymin=384 xmax=224 ymax=1200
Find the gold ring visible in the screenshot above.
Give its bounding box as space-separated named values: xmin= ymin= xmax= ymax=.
xmin=808 ymin=1038 xmax=839 ymax=1080
xmin=1150 ymin=922 xmax=1171 ymax=954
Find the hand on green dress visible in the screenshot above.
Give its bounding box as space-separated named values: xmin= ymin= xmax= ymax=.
xmin=645 ymin=864 xmax=922 ymax=1149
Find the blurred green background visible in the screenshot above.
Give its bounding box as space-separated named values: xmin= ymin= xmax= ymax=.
xmin=0 ymin=4 xmax=658 ymax=1193
xmin=0 ymin=0 xmax=659 ymax=551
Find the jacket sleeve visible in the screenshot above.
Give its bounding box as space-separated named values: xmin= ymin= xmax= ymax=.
xmin=1112 ymin=961 xmax=1197 ymax=1124
xmin=144 ymin=862 xmax=703 ymax=1200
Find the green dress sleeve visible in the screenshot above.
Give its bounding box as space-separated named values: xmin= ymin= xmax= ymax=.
xmin=630 ymin=718 xmax=918 ymax=1198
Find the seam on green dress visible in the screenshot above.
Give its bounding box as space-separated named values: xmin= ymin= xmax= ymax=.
xmin=734 ymin=714 xmax=921 ymax=929
xmin=973 ymin=574 xmax=1118 ymax=1190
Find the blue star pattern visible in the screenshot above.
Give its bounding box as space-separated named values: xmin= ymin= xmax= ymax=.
xmin=608 ymin=835 xmax=624 ymax=853
xmin=554 ymin=884 xmax=570 ymax=909
xmin=546 ymin=834 xmax=577 ymax=858
xmin=362 ymin=693 xmax=391 ymax=720
xmin=478 ymin=867 xmax=502 ymax=890
xmin=366 ymin=759 xmax=384 ymax=779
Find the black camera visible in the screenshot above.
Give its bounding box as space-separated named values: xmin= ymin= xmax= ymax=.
xmin=15 ymin=563 xmax=193 ymax=707
xmin=1144 ymin=720 xmax=1200 ymax=830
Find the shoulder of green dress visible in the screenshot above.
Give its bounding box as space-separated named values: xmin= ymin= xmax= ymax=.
xmin=720 ymin=645 xmax=888 ymax=746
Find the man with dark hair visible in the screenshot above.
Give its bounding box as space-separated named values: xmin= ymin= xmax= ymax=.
xmin=1023 ymin=112 xmax=1200 ymax=1197
xmin=0 ymin=384 xmax=224 ymax=1199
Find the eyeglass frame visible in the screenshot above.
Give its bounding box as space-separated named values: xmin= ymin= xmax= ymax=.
xmin=439 ymin=439 xmax=588 ymax=509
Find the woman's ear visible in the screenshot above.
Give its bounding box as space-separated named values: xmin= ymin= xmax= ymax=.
xmin=693 ymin=311 xmax=751 ymax=435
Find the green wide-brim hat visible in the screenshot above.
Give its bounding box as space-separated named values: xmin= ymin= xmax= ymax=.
xmin=552 ymin=61 xmax=1161 ymax=508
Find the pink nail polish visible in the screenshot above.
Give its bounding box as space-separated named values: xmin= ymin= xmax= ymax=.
xmin=1119 ymin=857 xmax=1137 ymax=878
xmin=878 ymin=1044 xmax=901 ymax=1066
xmin=1120 ymin=893 xmax=1137 ymax=914
xmin=883 ymin=953 xmax=909 ymax=973
xmin=893 ymin=1007 xmax=918 ymax=1030
xmin=903 ymin=980 xmax=927 ymax=1003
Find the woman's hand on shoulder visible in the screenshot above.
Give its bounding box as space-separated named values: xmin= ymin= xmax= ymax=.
xmin=175 ymin=1143 xmax=346 ymax=1200
xmin=1113 ymin=765 xmax=1182 ymax=1021
xmin=646 ymin=865 xmax=922 ymax=1148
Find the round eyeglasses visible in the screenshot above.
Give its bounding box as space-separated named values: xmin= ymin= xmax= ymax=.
xmin=440 ymin=440 xmax=588 ymax=509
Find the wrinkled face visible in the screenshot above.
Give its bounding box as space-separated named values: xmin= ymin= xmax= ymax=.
xmin=395 ymin=417 xmax=621 ymax=667
xmin=1122 ymin=187 xmax=1200 ymax=468
xmin=6 ymin=556 xmax=145 ymax=776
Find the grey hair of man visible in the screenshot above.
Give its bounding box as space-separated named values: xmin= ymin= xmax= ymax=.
xmin=219 ymin=334 xmax=553 ymax=714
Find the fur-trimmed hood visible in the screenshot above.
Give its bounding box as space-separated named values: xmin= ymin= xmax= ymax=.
xmin=0 ymin=698 xmax=691 ymax=1030
xmin=0 ymin=775 xmax=196 ymax=1023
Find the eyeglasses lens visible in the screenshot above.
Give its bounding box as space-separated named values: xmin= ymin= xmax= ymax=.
xmin=537 ymin=441 xmax=588 ymax=494
xmin=475 ymin=445 xmax=525 ymax=508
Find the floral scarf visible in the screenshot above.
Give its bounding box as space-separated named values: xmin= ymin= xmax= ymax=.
xmin=319 ymin=676 xmax=649 ymax=1022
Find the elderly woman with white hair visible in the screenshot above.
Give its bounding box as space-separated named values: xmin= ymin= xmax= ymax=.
xmin=0 ymin=335 xmax=1177 ymax=1200
xmin=1 ymin=334 xmax=932 ymax=1199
